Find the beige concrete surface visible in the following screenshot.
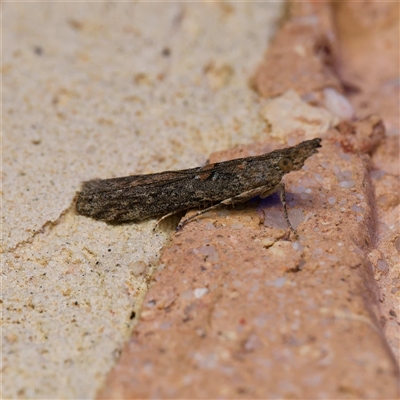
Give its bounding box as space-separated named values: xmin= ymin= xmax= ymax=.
xmin=2 ymin=2 xmax=284 ymax=398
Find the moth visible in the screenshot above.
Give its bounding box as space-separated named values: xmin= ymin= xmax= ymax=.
xmin=76 ymin=138 xmax=321 ymax=236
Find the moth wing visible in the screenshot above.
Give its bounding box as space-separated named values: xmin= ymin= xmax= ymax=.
xmin=80 ymin=157 xmax=251 ymax=195
xmin=80 ymin=166 xmax=202 ymax=193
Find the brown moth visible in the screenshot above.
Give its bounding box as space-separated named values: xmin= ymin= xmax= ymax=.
xmin=76 ymin=138 xmax=322 ymax=236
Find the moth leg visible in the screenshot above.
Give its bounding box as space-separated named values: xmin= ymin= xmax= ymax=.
xmin=259 ymin=186 xmax=278 ymax=199
xmin=272 ymin=183 xmax=298 ymax=240
xmin=153 ymin=209 xmax=185 ymax=231
xmin=177 ymin=187 xmax=265 ymax=230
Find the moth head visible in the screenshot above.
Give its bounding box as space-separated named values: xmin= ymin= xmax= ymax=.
xmin=278 ymin=157 xmax=294 ymax=172
xmin=278 ymin=138 xmax=322 ymax=173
